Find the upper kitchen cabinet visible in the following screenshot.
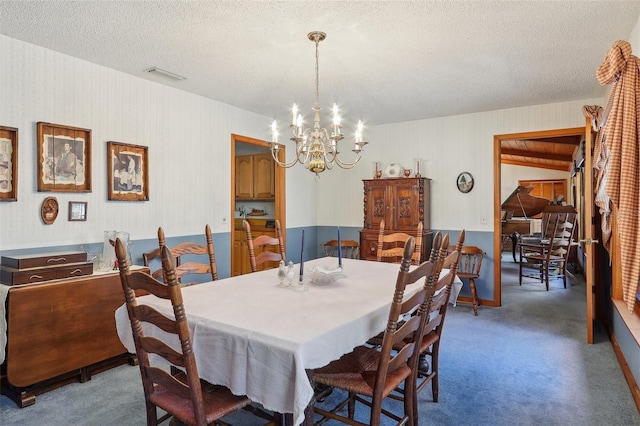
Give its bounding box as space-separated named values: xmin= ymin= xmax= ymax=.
xmin=235 ymin=153 xmax=275 ymax=200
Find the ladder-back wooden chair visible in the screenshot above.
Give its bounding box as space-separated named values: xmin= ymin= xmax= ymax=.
xmin=244 ymin=219 xmax=286 ymax=273
xmin=156 ymin=225 xmax=219 ymax=286
xmin=376 ymin=219 xmax=423 ymax=265
xmin=457 ymin=245 xmax=485 ymax=316
xmin=311 ymin=237 xmax=436 ymax=426
xmin=143 ymin=247 xmax=181 ymax=283
xmin=415 ymin=230 xmax=464 ymax=406
xmin=519 ymin=213 xmax=577 ymax=290
xmin=322 ymin=239 xmax=359 ymax=259
xmin=115 ymin=238 xmax=251 ymax=426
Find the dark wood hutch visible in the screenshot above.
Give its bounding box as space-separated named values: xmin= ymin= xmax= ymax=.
xmin=359 ymin=177 xmax=432 ymax=262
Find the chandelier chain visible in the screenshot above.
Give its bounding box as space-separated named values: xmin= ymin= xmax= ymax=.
xmin=314 ymin=35 xmax=320 ymax=105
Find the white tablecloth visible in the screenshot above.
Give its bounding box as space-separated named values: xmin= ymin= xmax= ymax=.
xmin=115 ymin=258 xmax=461 ymax=425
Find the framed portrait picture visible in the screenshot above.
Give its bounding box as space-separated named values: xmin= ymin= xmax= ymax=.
xmin=107 ymin=141 xmax=149 ymax=201
xmin=0 ymin=126 xmax=18 ymax=201
xmin=457 ymin=172 xmax=474 ymax=193
xmin=68 ymin=201 xmax=87 ymax=221
xmin=37 ymin=122 xmax=92 ymax=192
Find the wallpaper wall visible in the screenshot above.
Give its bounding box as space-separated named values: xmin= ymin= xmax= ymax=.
xmin=0 ymin=33 xmax=602 ymax=251
xmin=0 ymin=34 xmax=315 ymax=251
xmin=317 ymin=98 xmax=603 ymax=231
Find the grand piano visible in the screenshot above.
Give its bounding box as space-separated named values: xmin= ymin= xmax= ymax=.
xmin=501 ymin=186 xmax=549 ymax=261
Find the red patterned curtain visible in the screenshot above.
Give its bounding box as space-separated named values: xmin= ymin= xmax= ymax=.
xmin=594 ymin=40 xmax=640 ymax=312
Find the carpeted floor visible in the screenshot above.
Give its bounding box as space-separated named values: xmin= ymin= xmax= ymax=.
xmin=1 ymin=254 xmax=639 ymax=425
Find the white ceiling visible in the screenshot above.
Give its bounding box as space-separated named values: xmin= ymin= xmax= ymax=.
xmin=1 ymin=1 xmax=639 ymax=127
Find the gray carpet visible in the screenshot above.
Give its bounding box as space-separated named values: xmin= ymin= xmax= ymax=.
xmin=2 ymin=255 xmax=639 ymax=425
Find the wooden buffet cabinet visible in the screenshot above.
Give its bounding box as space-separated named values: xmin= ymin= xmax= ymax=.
xmin=0 ymin=270 xmax=140 ymax=407
xmin=359 ymin=178 xmax=432 ymax=262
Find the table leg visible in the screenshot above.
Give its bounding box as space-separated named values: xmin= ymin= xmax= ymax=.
xmin=273 ymin=412 xmax=293 ymax=426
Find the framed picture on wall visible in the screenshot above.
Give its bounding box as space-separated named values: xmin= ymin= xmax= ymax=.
xmin=68 ymin=201 xmax=87 ymax=221
xmin=37 ymin=122 xmax=92 ymax=193
xmin=457 ymin=172 xmax=474 ymax=193
xmin=107 ymin=141 xmax=149 ymax=201
xmin=0 ymin=126 xmax=18 ymax=201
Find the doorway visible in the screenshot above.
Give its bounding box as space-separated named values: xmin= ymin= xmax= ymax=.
xmin=230 ymin=134 xmax=286 ymax=275
xmin=493 ymin=127 xmax=585 ymax=308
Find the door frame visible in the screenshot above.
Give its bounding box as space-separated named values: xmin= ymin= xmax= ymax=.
xmin=230 ymin=134 xmax=286 ymax=274
xmin=494 ymin=126 xmax=594 ymax=342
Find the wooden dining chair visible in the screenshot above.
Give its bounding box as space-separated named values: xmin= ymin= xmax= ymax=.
xmin=114 ymin=238 xmax=251 ymax=426
xmin=457 ymin=245 xmax=485 ymax=316
xmin=311 ymin=237 xmax=436 ymax=426
xmin=243 ymin=219 xmax=286 ymax=273
xmin=155 ymin=225 xmax=219 ymax=286
xmin=322 ymin=239 xmax=359 ymax=259
xmin=519 ymin=213 xmax=576 ymax=290
xmin=411 ymin=230 xmax=464 ymax=408
xmin=376 ymin=219 xmax=423 ymax=265
xmin=142 ymin=247 xmax=181 ymax=283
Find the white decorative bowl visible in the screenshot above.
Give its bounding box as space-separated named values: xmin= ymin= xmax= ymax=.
xmin=308 ymin=266 xmax=346 ymax=285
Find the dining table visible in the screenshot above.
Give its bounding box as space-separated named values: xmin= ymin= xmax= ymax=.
xmin=114 ymin=257 xmax=462 ymax=425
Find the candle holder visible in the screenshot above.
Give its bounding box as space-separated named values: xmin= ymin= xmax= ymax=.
xmin=373 ymin=161 xmax=382 ymax=179
xmin=413 ymin=158 xmax=423 ymax=178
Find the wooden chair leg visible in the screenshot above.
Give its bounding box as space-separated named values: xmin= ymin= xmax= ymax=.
xmin=431 ymin=344 xmax=440 ymax=402
xmin=347 ymin=392 xmax=356 ymax=419
xmin=470 ymin=278 xmax=479 ymax=316
xmin=544 ymin=262 xmax=550 ymax=291
xmin=519 ymin=256 xmax=523 ymax=286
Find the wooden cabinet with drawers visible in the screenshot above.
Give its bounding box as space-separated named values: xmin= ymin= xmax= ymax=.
xmin=359 ymin=178 xmax=432 ymax=262
xmin=1 ymin=251 xmax=93 ymax=285
xmin=0 ymin=269 xmax=142 ymax=407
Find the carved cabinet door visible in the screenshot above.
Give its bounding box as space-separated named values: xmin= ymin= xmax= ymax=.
xmin=363 ymin=181 xmax=388 ymax=230
xmin=390 ymin=180 xmax=422 ymax=231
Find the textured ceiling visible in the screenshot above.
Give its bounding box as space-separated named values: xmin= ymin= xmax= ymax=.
xmin=1 ymin=1 xmax=639 ymax=128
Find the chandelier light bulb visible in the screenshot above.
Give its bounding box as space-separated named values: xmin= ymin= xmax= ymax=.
xmin=271 ymin=120 xmax=278 ymax=143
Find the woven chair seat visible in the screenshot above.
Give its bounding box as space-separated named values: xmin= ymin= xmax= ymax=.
xmin=312 ymin=346 xmax=411 ymax=398
xmin=149 ymin=380 xmax=250 ymax=425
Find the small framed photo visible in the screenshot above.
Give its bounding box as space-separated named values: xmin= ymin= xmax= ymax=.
xmin=107 ymin=141 xmax=149 ymax=201
xmin=37 ymin=122 xmax=92 ymax=193
xmin=457 ymin=172 xmax=474 ymax=193
xmin=68 ymin=201 xmax=87 ymax=221
xmin=0 ymin=126 xmax=18 ymax=201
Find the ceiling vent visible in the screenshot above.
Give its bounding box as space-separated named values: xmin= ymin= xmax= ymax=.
xmin=144 ymin=67 xmax=186 ymax=81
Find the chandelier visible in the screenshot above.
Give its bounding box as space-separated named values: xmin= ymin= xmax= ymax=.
xmin=269 ymin=31 xmax=368 ymax=175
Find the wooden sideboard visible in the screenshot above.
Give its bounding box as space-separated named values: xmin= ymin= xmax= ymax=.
xmin=359 ymin=177 xmax=432 ymax=262
xmin=1 ymin=269 xmax=140 ymax=407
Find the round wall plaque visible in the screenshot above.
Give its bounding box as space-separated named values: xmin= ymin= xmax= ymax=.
xmin=457 ymin=172 xmax=474 ymax=193
xmin=41 ymin=196 xmax=59 ymax=224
